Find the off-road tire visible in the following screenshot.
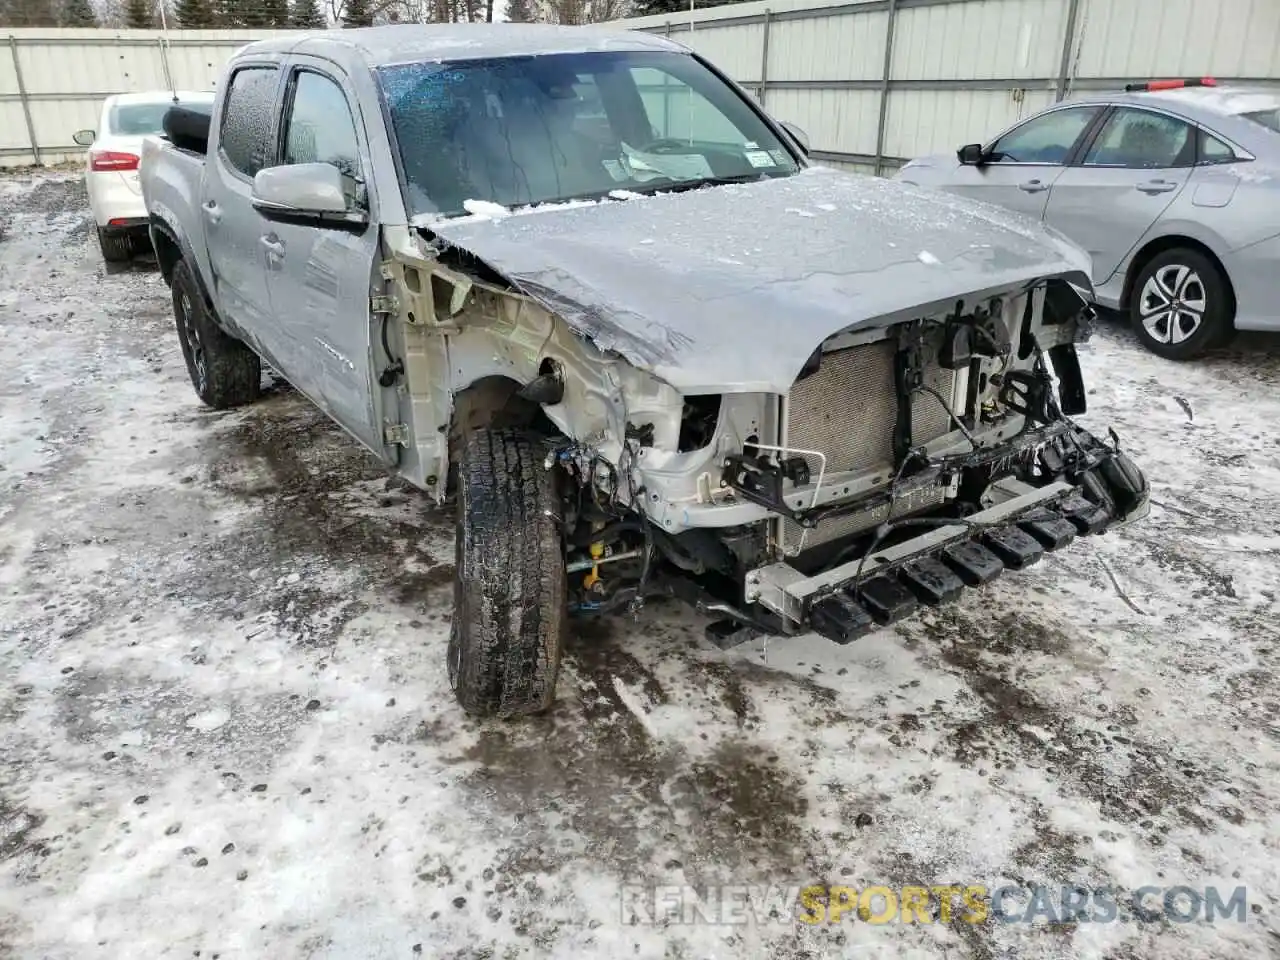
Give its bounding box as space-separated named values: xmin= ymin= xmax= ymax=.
xmin=97 ymin=227 xmax=132 ymax=263
xmin=1129 ymin=248 xmax=1233 ymax=360
xmin=171 ymin=258 xmax=261 ymax=409
xmin=448 ymin=428 xmax=566 ymax=717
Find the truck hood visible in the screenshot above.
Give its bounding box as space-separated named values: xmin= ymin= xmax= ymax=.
xmin=425 ymin=166 xmax=1091 ymax=394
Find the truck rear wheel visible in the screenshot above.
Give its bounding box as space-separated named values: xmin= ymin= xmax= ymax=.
xmin=172 ymin=258 xmax=261 ymax=409
xmin=448 ymin=428 xmax=566 ymax=717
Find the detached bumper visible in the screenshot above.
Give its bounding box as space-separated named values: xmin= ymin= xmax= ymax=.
xmin=745 ymin=475 xmax=1148 ymax=643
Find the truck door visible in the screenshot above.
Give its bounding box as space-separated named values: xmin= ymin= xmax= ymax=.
xmin=260 ymin=59 xmax=384 ymax=455
xmin=201 ymin=63 xmax=282 ymax=358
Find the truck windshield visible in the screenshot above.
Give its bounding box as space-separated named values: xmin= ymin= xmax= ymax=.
xmin=376 ymin=50 xmax=801 ymax=219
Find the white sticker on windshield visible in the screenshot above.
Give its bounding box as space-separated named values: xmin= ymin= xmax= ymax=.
xmin=745 ymin=150 xmax=773 ymax=168
xmin=620 ymin=142 xmax=713 ymax=182
xmin=769 ymin=149 xmax=788 ymax=165
xmin=743 ymin=141 xmax=759 ymax=149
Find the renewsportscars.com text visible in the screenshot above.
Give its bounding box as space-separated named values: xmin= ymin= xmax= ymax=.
xmin=620 ymin=883 xmax=1249 ymax=926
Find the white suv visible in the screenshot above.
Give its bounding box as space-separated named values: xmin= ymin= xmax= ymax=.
xmin=74 ymin=91 xmax=214 ymax=262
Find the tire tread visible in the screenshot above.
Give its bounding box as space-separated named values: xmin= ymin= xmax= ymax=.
xmin=451 ymin=428 xmax=565 ymax=717
xmin=172 ymin=259 xmax=261 ymax=409
xmin=97 ymin=227 xmax=131 ymax=263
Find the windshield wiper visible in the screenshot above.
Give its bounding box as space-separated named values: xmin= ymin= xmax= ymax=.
xmin=426 ymin=171 xmax=790 ymax=220
xmin=631 ymin=172 xmax=775 ymax=196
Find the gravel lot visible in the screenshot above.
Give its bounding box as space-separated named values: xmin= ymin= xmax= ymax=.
xmin=1 ymin=171 xmax=1278 ymax=959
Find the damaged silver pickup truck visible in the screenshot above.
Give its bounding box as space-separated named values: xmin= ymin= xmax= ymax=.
xmin=141 ymin=24 xmax=1149 ymax=717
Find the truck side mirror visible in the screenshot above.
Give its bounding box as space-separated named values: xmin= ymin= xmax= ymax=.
xmin=957 ymin=143 xmax=987 ymax=165
xmin=73 ymin=129 xmax=95 ymax=147
xmin=780 ymin=120 xmax=810 ymax=155
xmin=251 ymin=163 xmax=367 ymax=229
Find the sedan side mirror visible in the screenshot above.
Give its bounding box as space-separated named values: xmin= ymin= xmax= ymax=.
xmin=957 ymin=143 xmax=987 ymax=165
xmin=73 ymin=129 xmax=95 ymax=147
xmin=780 ymin=121 xmax=810 ymax=155
xmin=251 ymin=162 xmax=367 ymax=229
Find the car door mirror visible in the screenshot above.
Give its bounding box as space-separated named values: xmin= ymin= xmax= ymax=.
xmin=957 ymin=143 xmax=987 ymax=165
xmin=779 ymin=121 xmax=810 ymax=155
xmin=73 ymin=129 xmax=95 ymax=147
xmin=251 ymin=162 xmax=367 ymax=228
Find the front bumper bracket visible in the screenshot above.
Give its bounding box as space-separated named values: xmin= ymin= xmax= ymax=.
xmin=746 ymin=479 xmax=1090 ymax=631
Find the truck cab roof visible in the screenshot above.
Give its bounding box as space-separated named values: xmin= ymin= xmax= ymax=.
xmin=234 ymin=23 xmax=683 ymax=68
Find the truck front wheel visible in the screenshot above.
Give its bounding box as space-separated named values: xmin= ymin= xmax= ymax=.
xmin=448 ymin=428 xmax=566 ymax=717
xmin=172 ymin=259 xmax=261 ymax=409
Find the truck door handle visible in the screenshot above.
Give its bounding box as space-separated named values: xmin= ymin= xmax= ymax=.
xmin=259 ymin=234 xmax=285 ymax=259
xmin=1136 ymin=179 xmax=1177 ymax=195
xmin=202 ymin=201 xmax=221 ymax=225
xmin=1018 ymin=179 xmax=1049 ymax=193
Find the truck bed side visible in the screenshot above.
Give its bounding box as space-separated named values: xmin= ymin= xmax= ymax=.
xmin=140 ymin=135 xmax=215 ymax=300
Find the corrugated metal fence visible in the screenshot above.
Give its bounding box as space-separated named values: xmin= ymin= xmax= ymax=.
xmin=1 ymin=27 xmax=289 ymax=167
xmin=618 ymin=0 xmax=1280 ymax=174
xmin=3 ymin=2 xmax=1280 ymax=169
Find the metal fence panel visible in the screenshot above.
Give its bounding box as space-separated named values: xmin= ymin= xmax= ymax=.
xmin=618 ymin=0 xmax=1280 ymax=172
xmin=1074 ymin=0 xmax=1280 ymax=80
xmin=0 ymin=103 xmax=27 ymax=151
xmin=4 ymin=6 xmax=1280 ymax=169
xmin=768 ymin=10 xmax=888 ymax=82
xmin=883 ymin=86 xmax=1055 ymax=158
xmin=0 ymin=28 xmax=289 ymax=166
xmin=768 ymin=86 xmax=881 ymax=154
xmin=891 ymin=0 xmax=1066 ymax=80
xmin=665 ymin=22 xmax=765 ymax=80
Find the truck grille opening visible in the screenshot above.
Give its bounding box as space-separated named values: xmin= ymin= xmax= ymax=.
xmin=782 ymin=335 xmax=956 ymax=552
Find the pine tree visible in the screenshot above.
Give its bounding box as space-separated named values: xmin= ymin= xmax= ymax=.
xmin=290 ymin=0 xmax=324 ymax=26
xmin=212 ymin=0 xmax=240 ymax=25
xmin=504 ymin=0 xmax=531 ymax=20
xmin=60 ymin=0 xmax=99 ymax=25
xmin=124 ymin=0 xmax=154 ymax=26
xmin=1 ymin=0 xmax=60 ymax=24
xmin=174 ymin=0 xmax=214 ymax=26
xmin=260 ymin=0 xmax=288 ymax=24
xmin=629 ymin=0 xmax=747 ymax=15
xmin=217 ymin=0 xmax=260 ymax=26
xmin=240 ymin=0 xmax=267 ymax=25
xmin=343 ymin=0 xmax=371 ymax=25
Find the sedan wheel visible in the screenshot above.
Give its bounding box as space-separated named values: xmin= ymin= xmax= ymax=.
xmin=1138 ymin=263 xmax=1206 ymax=346
xmin=1129 ymin=248 xmax=1232 ymax=361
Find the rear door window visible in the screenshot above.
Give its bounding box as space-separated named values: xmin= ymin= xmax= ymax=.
xmin=219 ymin=66 xmax=280 ymax=178
xmin=1197 ymin=130 xmax=1238 ymax=164
xmin=1082 ymin=108 xmax=1195 ymax=168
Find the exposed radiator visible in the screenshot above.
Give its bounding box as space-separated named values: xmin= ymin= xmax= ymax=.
xmin=782 ymin=334 xmax=956 ymax=553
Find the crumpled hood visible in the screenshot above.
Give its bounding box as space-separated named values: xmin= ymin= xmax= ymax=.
xmin=427 ymin=166 xmax=1091 ymax=394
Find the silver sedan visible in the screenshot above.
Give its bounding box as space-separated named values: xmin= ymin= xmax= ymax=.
xmin=897 ymin=82 xmax=1280 ymax=359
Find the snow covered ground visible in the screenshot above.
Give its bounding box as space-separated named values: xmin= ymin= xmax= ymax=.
xmin=1 ymin=171 xmax=1278 ymax=959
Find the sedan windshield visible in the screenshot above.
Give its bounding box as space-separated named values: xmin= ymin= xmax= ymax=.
xmin=377 ymin=50 xmax=801 ymax=219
